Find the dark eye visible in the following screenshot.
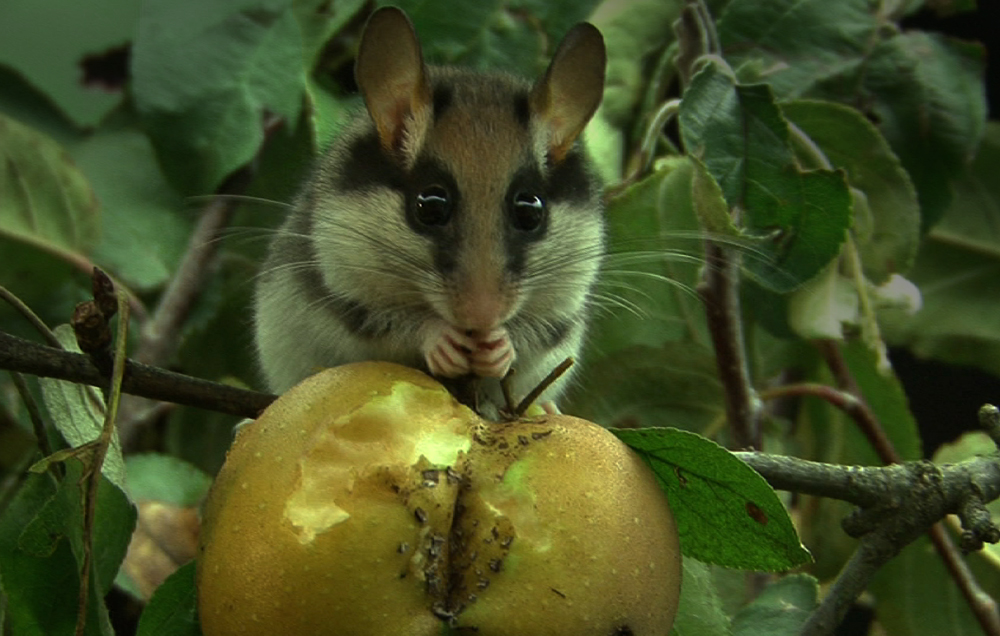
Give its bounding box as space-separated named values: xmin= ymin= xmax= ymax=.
xmin=511 ymin=192 xmax=546 ymax=232
xmin=415 ymin=185 xmax=452 ymax=226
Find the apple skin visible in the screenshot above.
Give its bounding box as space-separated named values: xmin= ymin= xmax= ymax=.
xmin=197 ymin=362 xmax=681 ymax=636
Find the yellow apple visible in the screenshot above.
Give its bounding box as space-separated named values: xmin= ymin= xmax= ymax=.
xmin=197 ymin=362 xmax=681 ymax=635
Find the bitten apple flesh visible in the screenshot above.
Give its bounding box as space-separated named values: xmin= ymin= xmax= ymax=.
xmin=197 ymin=362 xmax=681 ymax=636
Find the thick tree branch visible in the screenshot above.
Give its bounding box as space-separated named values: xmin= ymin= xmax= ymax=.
xmin=0 ymin=330 xmax=275 ymax=420
xmin=738 ymin=446 xmax=1000 ymax=635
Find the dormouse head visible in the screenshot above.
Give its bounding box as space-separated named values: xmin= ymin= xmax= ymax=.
xmin=352 ymin=7 xmax=607 ymax=333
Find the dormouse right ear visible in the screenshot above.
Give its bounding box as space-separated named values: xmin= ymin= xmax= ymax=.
xmin=530 ymin=23 xmax=606 ymax=164
xmin=355 ymin=7 xmax=433 ymax=158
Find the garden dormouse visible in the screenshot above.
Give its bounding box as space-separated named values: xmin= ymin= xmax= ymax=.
xmin=254 ymin=7 xmax=607 ymax=413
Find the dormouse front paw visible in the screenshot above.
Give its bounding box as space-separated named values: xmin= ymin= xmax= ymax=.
xmin=422 ymin=320 xmax=475 ymax=378
xmin=470 ymin=327 xmax=515 ymax=378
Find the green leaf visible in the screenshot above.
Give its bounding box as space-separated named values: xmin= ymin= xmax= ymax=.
xmin=858 ymin=32 xmax=987 ymax=229
xmin=70 ymin=125 xmax=190 ymax=292
xmin=0 ymin=91 xmax=94 ymax=328
xmin=731 ymin=574 xmax=818 ymax=636
xmin=0 ymin=113 xmax=100 ymax=260
xmin=568 ymin=160 xmax=727 ymax=429
xmin=880 ymin=122 xmax=1000 ymax=378
xmin=717 ymin=0 xmax=880 ymax=98
xmin=782 ymin=100 xmax=921 ymax=283
xmin=132 ymin=0 xmax=307 ymax=193
xmin=613 ymin=427 xmax=811 ymax=571
xmin=670 ymin=557 xmax=733 ymax=636
xmin=125 ymin=454 xmax=213 ymax=507
xmin=136 ymin=561 xmax=201 ymax=636
xmin=690 ymin=158 xmax=740 ymax=239
xmin=0 ymin=0 xmax=137 ymax=128
xmin=679 ymin=62 xmax=852 ymax=291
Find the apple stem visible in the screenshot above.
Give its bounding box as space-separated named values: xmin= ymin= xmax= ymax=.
xmin=513 ymin=357 xmax=574 ymax=418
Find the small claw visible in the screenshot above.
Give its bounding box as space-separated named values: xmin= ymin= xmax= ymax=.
xmin=471 ymin=328 xmax=515 ymax=378
xmin=423 ymin=321 xmax=474 ymax=378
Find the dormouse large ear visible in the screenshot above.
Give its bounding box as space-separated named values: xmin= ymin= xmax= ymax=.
xmin=529 ymin=23 xmax=606 ymax=164
xmin=355 ymin=7 xmax=432 ymax=155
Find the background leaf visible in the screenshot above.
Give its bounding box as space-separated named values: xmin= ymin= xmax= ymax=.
xmin=670 ymin=557 xmax=733 ymax=636
xmin=880 ymin=122 xmax=1000 ymax=378
xmin=567 ymin=342 xmax=724 ymax=431
xmin=124 ymin=454 xmax=212 ymax=507
xmin=394 ymin=0 xmax=602 ymax=75
xmin=0 ymin=465 xmax=136 ymax=636
xmin=868 ymin=532 xmax=1000 ymax=636
xmin=614 ymin=427 xmax=811 ymax=571
xmin=782 ymin=100 xmax=921 ymax=283
xmin=135 ymin=561 xmax=201 ymax=636
xmin=131 ymin=0 xmax=307 ymax=193
xmin=796 ymin=340 xmax=922 ymax=578
xmin=69 ymin=125 xmax=190 ymax=292
xmin=0 ymin=113 xmax=100 ymax=260
xmin=852 ymin=32 xmax=986 ymax=228
xmin=717 ymin=0 xmax=879 ymax=99
xmin=717 ymin=0 xmax=988 ymax=228
xmin=0 ymin=0 xmax=136 ymax=128
xmin=591 ymin=158 xmax=709 ymax=351
xmin=590 ymin=0 xmax=684 ymax=127
xmin=730 ymin=574 xmax=818 ymax=636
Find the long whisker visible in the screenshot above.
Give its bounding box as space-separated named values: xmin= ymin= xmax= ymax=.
xmin=184 ymin=194 xmax=294 ymax=211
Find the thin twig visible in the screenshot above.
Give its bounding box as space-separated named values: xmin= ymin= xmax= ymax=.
xmin=760 ymin=382 xmax=862 ymax=414
xmin=0 ymin=284 xmax=62 ymax=348
xmin=75 ymin=294 xmax=128 ymax=635
xmin=813 ymin=339 xmax=900 ymax=462
xmin=698 ymin=240 xmax=761 ymax=449
xmin=8 ymin=371 xmax=55 ymax=462
xmin=928 ymin=521 xmax=1000 ymax=634
xmin=74 ymin=292 xmax=126 ymax=635
xmin=500 ymin=369 xmax=516 ymax=414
